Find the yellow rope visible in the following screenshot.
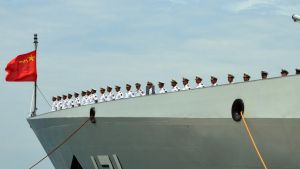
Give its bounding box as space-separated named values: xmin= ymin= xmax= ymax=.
xmin=240 ymin=112 xmax=268 ymax=169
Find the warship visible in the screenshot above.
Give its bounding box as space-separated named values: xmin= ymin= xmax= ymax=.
xmin=28 ymin=75 xmax=300 ymax=169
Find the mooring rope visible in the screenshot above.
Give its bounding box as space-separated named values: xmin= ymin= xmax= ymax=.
xmin=29 ymin=118 xmax=90 ymax=169
xmin=240 ymin=111 xmax=268 ymax=169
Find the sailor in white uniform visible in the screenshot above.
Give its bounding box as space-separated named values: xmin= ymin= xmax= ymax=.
xmin=146 ymin=81 xmax=155 ymax=95
xmin=61 ymin=95 xmax=68 ymax=110
xmin=228 ymin=74 xmax=234 ymax=84
xmin=182 ymin=78 xmax=190 ymax=90
xmin=73 ymin=92 xmax=81 ymax=107
xmin=135 ymin=83 xmax=145 ymax=96
xmin=56 ymin=96 xmax=62 ymax=111
xmin=86 ymin=90 xmax=92 ymax=105
xmin=51 ymin=96 xmax=58 ymax=111
xmin=125 ymin=84 xmax=135 ymax=98
xmin=81 ymin=91 xmax=88 ymax=106
xmin=66 ymin=93 xmax=74 ymax=109
xmin=99 ymin=88 xmax=106 ymax=102
xmin=211 ymin=76 xmax=218 ymax=86
xmin=171 ymin=80 xmax=180 ymax=92
xmin=91 ymin=89 xmax=98 ymax=103
xmin=195 ymin=76 xmax=204 ymax=88
xmin=105 ymin=86 xmax=115 ymax=101
xmin=114 ymin=85 xmax=124 ymax=100
xmin=158 ymin=82 xmax=167 ymax=93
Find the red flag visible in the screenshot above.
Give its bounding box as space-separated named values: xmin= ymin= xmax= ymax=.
xmin=5 ymin=50 xmax=37 ymax=82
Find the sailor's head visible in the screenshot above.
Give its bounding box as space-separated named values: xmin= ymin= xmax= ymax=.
xmin=228 ymin=74 xmax=234 ymax=83
xmin=182 ymin=78 xmax=189 ymax=85
xmin=261 ymin=71 xmax=268 ymax=80
xmin=195 ymin=76 xmax=202 ymax=84
xmin=243 ymin=73 xmax=250 ymax=82
xmin=57 ymin=96 xmax=62 ymax=101
xmin=115 ymin=85 xmax=121 ymax=92
xmin=210 ymin=76 xmax=217 ymax=84
xmin=135 ymin=83 xmax=141 ymax=90
xmin=100 ymin=88 xmax=105 ymax=94
xmin=86 ymin=90 xmax=91 ymax=96
xmin=68 ymin=93 xmax=72 ymax=99
xmin=296 ymin=68 xmax=300 ymax=75
xmin=62 ymin=95 xmax=67 ymax=100
xmin=81 ymin=91 xmax=86 ymax=96
xmin=126 ymin=84 xmax=131 ymax=91
xmin=147 ymin=81 xmax=153 ymax=88
xmin=74 ymin=92 xmax=79 ymax=97
xmin=52 ymin=96 xmax=57 ymax=101
xmin=91 ymin=88 xmax=96 ymax=94
xmin=158 ymin=81 xmax=164 ymax=88
xmin=171 ymin=80 xmax=177 ymax=87
xmin=281 ymin=69 xmax=289 ymax=77
xmin=107 ymin=86 xmax=112 ymax=92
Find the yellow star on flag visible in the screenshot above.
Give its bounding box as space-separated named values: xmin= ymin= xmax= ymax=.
xmin=28 ymin=55 xmax=35 ymax=62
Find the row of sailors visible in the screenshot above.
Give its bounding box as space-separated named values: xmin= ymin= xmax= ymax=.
xmin=51 ymin=83 xmax=144 ymax=111
xmin=51 ymin=79 xmax=195 ymax=111
xmin=51 ymin=69 xmax=300 ymax=111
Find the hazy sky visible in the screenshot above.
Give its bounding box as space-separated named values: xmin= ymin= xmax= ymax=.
xmin=0 ymin=0 xmax=299 ymax=168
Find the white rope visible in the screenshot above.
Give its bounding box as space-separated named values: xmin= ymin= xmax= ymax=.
xmin=37 ymin=85 xmax=51 ymax=108
xmin=28 ymin=85 xmax=35 ymax=117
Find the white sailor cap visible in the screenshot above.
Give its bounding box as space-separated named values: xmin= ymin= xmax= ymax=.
xmin=228 ymin=74 xmax=234 ymax=78
xmin=171 ymin=79 xmax=177 ymax=84
xmin=182 ymin=77 xmax=189 ymax=81
xmin=195 ymin=76 xmax=202 ymax=80
xmin=211 ymin=76 xmax=217 ymax=80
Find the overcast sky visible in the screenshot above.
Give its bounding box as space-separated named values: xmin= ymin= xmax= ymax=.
xmin=0 ymin=0 xmax=299 ymax=168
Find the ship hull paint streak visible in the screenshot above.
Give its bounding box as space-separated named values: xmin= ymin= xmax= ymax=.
xmin=28 ymin=76 xmax=300 ymax=169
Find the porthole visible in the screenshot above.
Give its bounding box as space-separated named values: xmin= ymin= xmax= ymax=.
xmin=231 ymin=99 xmax=244 ymax=122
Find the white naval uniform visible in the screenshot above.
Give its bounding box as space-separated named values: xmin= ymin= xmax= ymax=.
xmin=135 ymin=89 xmax=145 ymax=97
xmin=56 ymin=100 xmax=62 ymax=110
xmin=67 ymin=99 xmax=74 ymax=109
xmin=81 ymin=96 xmax=88 ymax=106
xmin=115 ymin=91 xmax=124 ymax=100
xmin=105 ymin=92 xmax=115 ymax=101
xmin=51 ymin=101 xmax=58 ymax=111
xmin=84 ymin=96 xmax=89 ymax=105
xmin=148 ymin=88 xmax=155 ymax=95
xmin=159 ymin=88 xmax=167 ymax=94
xmin=171 ymin=86 xmax=180 ymax=92
xmin=87 ymin=95 xmax=93 ymax=104
xmin=125 ymin=91 xmax=135 ymax=98
xmin=74 ymin=97 xmax=81 ymax=107
xmin=196 ymin=83 xmax=204 ymax=88
xmin=182 ymin=84 xmax=190 ymax=91
xmin=62 ymin=99 xmax=68 ymax=110
xmin=99 ymin=94 xmax=106 ymax=103
xmin=92 ymin=93 xmax=98 ymax=103
xmin=211 ymin=83 xmax=218 ymax=87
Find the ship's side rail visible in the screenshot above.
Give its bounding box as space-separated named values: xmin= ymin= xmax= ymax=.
xmin=29 ymin=75 xmax=300 ymax=119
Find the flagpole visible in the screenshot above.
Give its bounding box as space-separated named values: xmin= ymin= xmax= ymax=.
xmin=32 ymin=34 xmax=38 ymax=117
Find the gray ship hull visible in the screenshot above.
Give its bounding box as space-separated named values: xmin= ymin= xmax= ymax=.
xmin=28 ymin=76 xmax=300 ymax=169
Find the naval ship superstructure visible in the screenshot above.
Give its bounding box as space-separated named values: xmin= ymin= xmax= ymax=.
xmin=28 ymin=75 xmax=300 ymax=169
